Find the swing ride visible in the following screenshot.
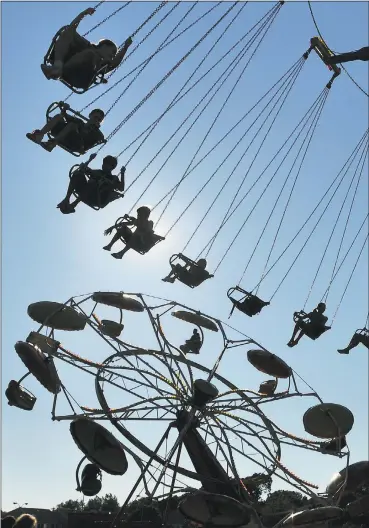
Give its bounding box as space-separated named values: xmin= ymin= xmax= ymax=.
xmin=6 ymin=0 xmax=369 ymax=525
xmin=6 ymin=292 xmax=368 ymax=526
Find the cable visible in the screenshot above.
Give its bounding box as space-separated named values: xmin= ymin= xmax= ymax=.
xmin=254 ymin=130 xmax=369 ymax=297
xmin=307 ymin=1 xmax=369 ymax=97
xmin=105 ymin=2 xmax=239 ymax=143
xmin=323 ymin=144 xmax=368 ymax=304
xmin=156 ymin=2 xmax=283 ymax=231
xmin=332 ymin=229 xmax=369 ymax=323
xmin=253 ymin=89 xmax=329 ymax=292
xmin=303 ymin=141 xmax=368 ymax=309
xmin=182 ymin=57 xmax=305 ymax=257
xmin=217 ymin=86 xmax=329 ymax=276
xmin=80 ymin=2 xmax=221 ymax=112
xmin=153 ymin=52 xmax=308 ymax=223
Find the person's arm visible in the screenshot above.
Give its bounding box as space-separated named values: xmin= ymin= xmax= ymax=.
xmin=116 ymin=166 xmax=126 ymax=192
xmin=106 ymin=37 xmax=133 ymax=71
xmin=69 ymin=7 xmax=95 ymax=28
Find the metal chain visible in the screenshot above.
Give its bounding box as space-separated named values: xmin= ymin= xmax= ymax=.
xmin=83 ymin=1 xmax=130 ymax=38
xmin=103 ymin=3 xmax=181 ymax=116
xmin=106 ymin=2 xmax=238 ymax=142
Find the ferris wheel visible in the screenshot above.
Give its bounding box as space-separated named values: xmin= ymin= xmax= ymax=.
xmin=5 ymin=0 xmax=369 ymax=525
xmin=6 ymin=291 xmax=369 ymax=526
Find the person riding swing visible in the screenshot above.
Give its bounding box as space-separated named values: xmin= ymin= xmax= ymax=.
xmin=57 ymin=153 xmax=126 ymax=214
xmin=287 ymin=302 xmax=331 ymax=347
xmin=42 ymin=7 xmax=133 ymax=91
xmin=26 ymin=103 xmax=105 ymax=154
xmin=103 ymin=206 xmax=161 ymax=259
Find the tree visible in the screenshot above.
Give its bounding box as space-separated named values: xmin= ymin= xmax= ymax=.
xmin=56 ymin=494 xmax=120 ymax=513
xmin=56 ymin=499 xmax=84 ymax=511
xmin=241 ymin=473 xmax=273 ymax=503
xmin=262 ymin=490 xmax=309 ymax=513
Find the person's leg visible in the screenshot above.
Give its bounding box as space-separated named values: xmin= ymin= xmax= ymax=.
xmin=26 ymin=114 xmax=64 ymax=144
xmin=57 ymin=170 xmax=86 ymax=213
xmin=42 ymin=26 xmax=79 ymax=79
xmin=104 ymin=225 xmax=131 ymax=251
xmin=287 ymin=323 xmax=301 ymax=346
xmin=337 ymin=333 xmax=361 ymax=354
xmin=111 ymin=245 xmax=130 ymax=259
xmin=41 ymin=122 xmax=81 ymax=152
xmin=162 ymin=264 xmax=181 ymax=283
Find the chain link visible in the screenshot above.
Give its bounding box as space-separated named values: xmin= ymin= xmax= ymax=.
xmin=83 ymin=1 xmax=131 ymax=38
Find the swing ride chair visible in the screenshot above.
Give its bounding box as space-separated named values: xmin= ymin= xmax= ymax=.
xmin=114 ymin=216 xmax=165 ymax=255
xmin=355 ymin=327 xmax=369 ymax=348
xmin=7 ymin=290 xmax=362 ymax=528
xmin=69 ymin=164 xmax=124 ymax=211
xmin=43 ymin=26 xmax=109 ymax=94
xmin=310 ymin=36 xmax=341 ymax=77
xmin=45 ymin=102 xmax=107 ymax=157
xmin=227 ymin=286 xmax=269 ymax=318
xmin=293 ymin=310 xmax=331 ymax=341
xmin=169 ymin=254 xmax=213 ymax=288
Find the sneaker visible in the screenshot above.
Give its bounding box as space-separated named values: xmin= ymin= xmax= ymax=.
xmin=41 ymin=63 xmax=62 ymax=80
xmin=26 ymin=130 xmax=44 ymax=144
xmin=337 ymin=349 xmax=349 ymax=354
xmin=40 ymin=140 xmax=56 ymax=152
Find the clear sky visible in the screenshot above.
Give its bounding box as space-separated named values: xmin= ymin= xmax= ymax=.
xmin=2 ymin=0 xmax=368 ymax=512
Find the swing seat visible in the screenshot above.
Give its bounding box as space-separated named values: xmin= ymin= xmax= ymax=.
xmin=180 ymin=339 xmax=202 ymax=355
xmin=46 ymin=102 xmax=106 ymax=157
xmin=44 ymin=26 xmax=109 ymax=94
xmin=357 ymin=328 xmax=369 ymax=348
xmin=121 ymin=233 xmax=165 ymax=255
xmin=320 ymin=436 xmax=347 ymax=454
xmin=301 ymin=321 xmax=330 ymax=340
xmin=5 ymin=380 xmax=36 ymax=411
xmin=310 ymin=36 xmax=341 ymax=76
xmin=169 ymin=254 xmax=213 ymax=288
xmin=294 ymin=311 xmax=330 ymax=340
xmin=228 ymin=288 xmax=269 ymax=317
xmin=69 ymin=165 xmax=124 ymax=210
xmin=258 ymin=379 xmax=277 ymax=396
xmin=100 ymin=319 xmax=124 ymax=338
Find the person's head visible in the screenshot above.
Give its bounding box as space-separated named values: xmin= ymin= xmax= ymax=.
xmin=137 ymin=206 xmax=151 ymax=219
xmin=102 ymin=155 xmax=118 ymax=172
xmin=317 ymin=302 xmax=326 ymax=313
xmin=88 ymin=109 xmax=105 ymax=126
xmin=96 ymin=39 xmax=118 ymax=61
xmin=197 ymin=258 xmax=207 ymax=269
xmin=2 ymin=516 xmax=16 ymax=528
xmin=13 ymin=515 xmax=37 ymax=528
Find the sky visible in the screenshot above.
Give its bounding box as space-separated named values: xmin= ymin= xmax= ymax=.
xmin=2 ymin=0 xmax=369 ymax=513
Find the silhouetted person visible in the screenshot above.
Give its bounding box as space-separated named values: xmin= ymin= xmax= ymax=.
xmin=287 ymin=302 xmax=330 ymax=347
xmin=337 ymin=328 xmax=369 ymax=354
xmin=2 ymin=516 xmax=16 ymax=528
xmin=180 ymin=329 xmax=202 ymax=354
xmin=57 ymin=154 xmax=125 ymax=214
xmin=13 ymin=515 xmax=37 ymax=528
xmin=27 ymin=104 xmax=105 ymax=153
xmin=326 ymin=46 xmax=369 ymax=65
xmin=162 ymin=257 xmax=210 ymax=285
xmin=41 ymin=7 xmax=133 ymax=89
xmin=103 ymin=206 xmax=154 ymax=259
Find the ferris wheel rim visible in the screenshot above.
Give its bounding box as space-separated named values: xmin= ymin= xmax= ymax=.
xmin=95 ymin=348 xmax=281 ymax=483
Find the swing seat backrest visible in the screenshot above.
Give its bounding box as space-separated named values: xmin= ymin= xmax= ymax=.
xmin=46 ymin=102 xmax=106 ymax=156
xmin=44 ymin=27 xmax=109 ymax=94
xmin=6 ymin=381 xmax=36 ymax=411
xmin=128 ymin=233 xmax=165 ymax=255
